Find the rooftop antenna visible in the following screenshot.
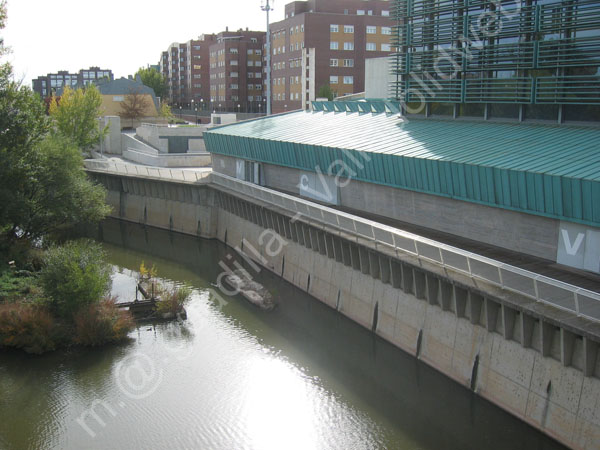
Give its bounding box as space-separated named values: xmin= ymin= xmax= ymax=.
xmin=261 ymin=0 xmax=273 ymax=115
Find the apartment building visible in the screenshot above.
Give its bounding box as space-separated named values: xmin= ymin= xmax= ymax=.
xmin=32 ymin=67 xmax=113 ymax=98
xmin=160 ymin=34 xmax=216 ymax=107
xmin=208 ymin=29 xmax=266 ymax=113
xmin=269 ymin=0 xmax=394 ymax=112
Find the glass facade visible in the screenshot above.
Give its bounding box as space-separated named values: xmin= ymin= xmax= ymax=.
xmin=390 ymin=0 xmax=600 ymax=120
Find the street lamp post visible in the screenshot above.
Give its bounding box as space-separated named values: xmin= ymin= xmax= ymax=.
xmin=195 ymin=107 xmax=198 ymax=124
xmin=179 ymin=105 xmax=182 ymax=119
xmin=219 ymin=103 xmax=222 ymax=112
xmin=261 ymin=0 xmax=272 ymax=116
xmin=237 ymin=104 xmax=241 ymax=113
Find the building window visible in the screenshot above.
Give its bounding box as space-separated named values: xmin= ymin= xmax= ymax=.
xmin=343 ymin=76 xmax=353 ymax=85
xmin=381 ymin=27 xmax=391 ymax=35
xmin=366 ymin=26 xmax=377 ymax=34
xmin=381 ymin=43 xmax=391 ymax=52
xmin=330 ymin=75 xmax=339 ymax=84
xmin=366 ymin=42 xmax=377 ymax=51
xmin=301 ymin=25 xmax=304 ymax=32
xmin=357 ymin=9 xmax=365 ymax=15
xmin=255 ymin=49 xmax=262 ymax=55
xmin=230 ymin=48 xmax=238 ymax=54
xmin=344 ymin=25 xmax=354 ymax=34
xmin=330 ymin=24 xmax=339 ymax=33
xmin=230 ymin=84 xmax=239 ymax=89
xmin=255 ymin=84 xmax=262 ymax=90
xmin=344 ymin=42 xmax=354 ymax=51
xmin=330 ymin=58 xmax=339 ymax=67
xmin=343 ymin=59 xmax=354 ymax=67
xmin=248 ymin=60 xmax=254 ymax=67
xmin=382 ymin=10 xmax=390 ymax=16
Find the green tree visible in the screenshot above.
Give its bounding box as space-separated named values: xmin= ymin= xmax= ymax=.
xmin=49 ymin=84 xmax=105 ymax=151
xmin=317 ymin=84 xmax=334 ymax=101
xmin=159 ymin=102 xmax=174 ymax=122
xmin=40 ymin=240 xmax=112 ymax=320
xmin=136 ymin=66 xmax=167 ymax=99
xmin=0 ymin=134 xmax=110 ymax=248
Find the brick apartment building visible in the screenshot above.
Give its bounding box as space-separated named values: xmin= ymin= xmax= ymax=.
xmin=160 ymin=34 xmax=217 ymax=108
xmin=269 ymin=0 xmax=394 ymax=113
xmin=32 ymin=67 xmax=113 ymax=98
xmin=208 ymin=29 xmax=266 ymax=113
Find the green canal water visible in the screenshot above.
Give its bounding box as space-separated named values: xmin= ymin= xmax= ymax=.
xmin=0 ymin=219 xmax=566 ymax=450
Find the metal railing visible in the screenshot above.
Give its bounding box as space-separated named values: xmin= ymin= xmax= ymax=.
xmin=83 ymin=160 xmax=212 ymax=183
xmin=210 ymin=172 xmax=600 ymax=323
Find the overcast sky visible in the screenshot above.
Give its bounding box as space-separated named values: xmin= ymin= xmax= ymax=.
xmin=3 ymin=0 xmax=285 ymax=87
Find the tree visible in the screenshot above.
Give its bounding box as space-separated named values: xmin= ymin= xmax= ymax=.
xmin=49 ymin=85 xmax=105 ymax=151
xmin=317 ymin=84 xmax=334 ymax=101
xmin=40 ymin=240 xmax=112 ymax=320
xmin=136 ymin=66 xmax=167 ymax=99
xmin=159 ymin=102 xmax=174 ymax=122
xmin=0 ymin=134 xmax=110 ymax=249
xmin=119 ymin=89 xmax=150 ymax=128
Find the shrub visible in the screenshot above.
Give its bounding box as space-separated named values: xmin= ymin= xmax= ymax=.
xmin=73 ymin=297 xmax=135 ymax=346
xmin=39 ymin=240 xmax=112 ymax=320
xmin=156 ymin=285 xmax=192 ymax=316
xmin=0 ymin=302 xmax=61 ymax=354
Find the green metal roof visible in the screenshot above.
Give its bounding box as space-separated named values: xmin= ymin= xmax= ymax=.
xmin=204 ymin=103 xmax=600 ymax=227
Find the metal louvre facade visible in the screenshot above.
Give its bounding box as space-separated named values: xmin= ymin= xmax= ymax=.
xmin=390 ymin=0 xmax=600 ymax=105
xmin=204 ymin=106 xmax=600 ymax=227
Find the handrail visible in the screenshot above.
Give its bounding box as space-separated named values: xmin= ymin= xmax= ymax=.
xmin=209 ymin=172 xmax=600 ymax=323
xmin=83 ymin=160 xmax=212 ymax=183
xmin=83 ymin=161 xmax=600 ymax=323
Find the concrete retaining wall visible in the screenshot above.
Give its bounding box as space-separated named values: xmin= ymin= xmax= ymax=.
xmin=90 ymin=171 xmax=600 ymax=450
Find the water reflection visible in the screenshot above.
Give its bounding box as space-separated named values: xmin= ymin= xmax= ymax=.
xmin=0 ymin=219 xmax=567 ymax=450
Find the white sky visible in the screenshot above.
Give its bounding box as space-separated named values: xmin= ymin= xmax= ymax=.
xmin=3 ymin=0 xmax=285 ymax=87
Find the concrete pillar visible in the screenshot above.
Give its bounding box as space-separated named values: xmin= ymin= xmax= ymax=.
xmin=583 ymin=337 xmax=598 ymax=377
xmin=317 ymin=231 xmax=327 ymax=256
xmin=561 ymin=328 xmax=576 ymax=367
xmin=453 ymin=285 xmax=467 ymax=318
xmin=350 ymin=244 xmax=361 ymax=271
xmin=309 ymin=227 xmax=320 ymax=252
xmin=484 ymin=298 xmax=499 ymax=332
xmin=391 ymin=259 xmax=402 ymax=289
xmin=541 ymin=321 xmax=555 ymax=357
xmin=296 ymin=222 xmax=305 ymax=246
xmin=341 ymin=241 xmax=352 ymax=267
xmin=439 ymin=280 xmax=452 ymax=311
xmin=502 ymin=304 xmax=517 ymax=341
xmin=325 ymin=234 xmax=335 ymax=259
xmin=426 ymin=274 xmax=439 ymax=306
xmin=401 ymin=263 xmax=413 ymax=294
xmin=289 ymin=218 xmax=298 ymax=242
xmin=379 ymin=255 xmax=391 ymax=284
xmin=358 ymin=246 xmax=370 ymax=275
xmin=333 ymin=236 xmax=343 ymax=263
xmin=302 ymin=224 xmax=312 ymax=249
xmin=520 ymin=314 xmax=535 ymax=348
xmin=369 ymin=251 xmax=380 ymax=279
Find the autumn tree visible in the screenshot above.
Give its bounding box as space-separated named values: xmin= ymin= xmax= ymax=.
xmin=49 ymin=85 xmax=105 ymax=151
xmin=119 ymin=89 xmax=150 ymax=128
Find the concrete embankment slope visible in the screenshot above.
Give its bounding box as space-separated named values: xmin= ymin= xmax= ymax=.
xmin=86 ymin=166 xmax=600 ymax=450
